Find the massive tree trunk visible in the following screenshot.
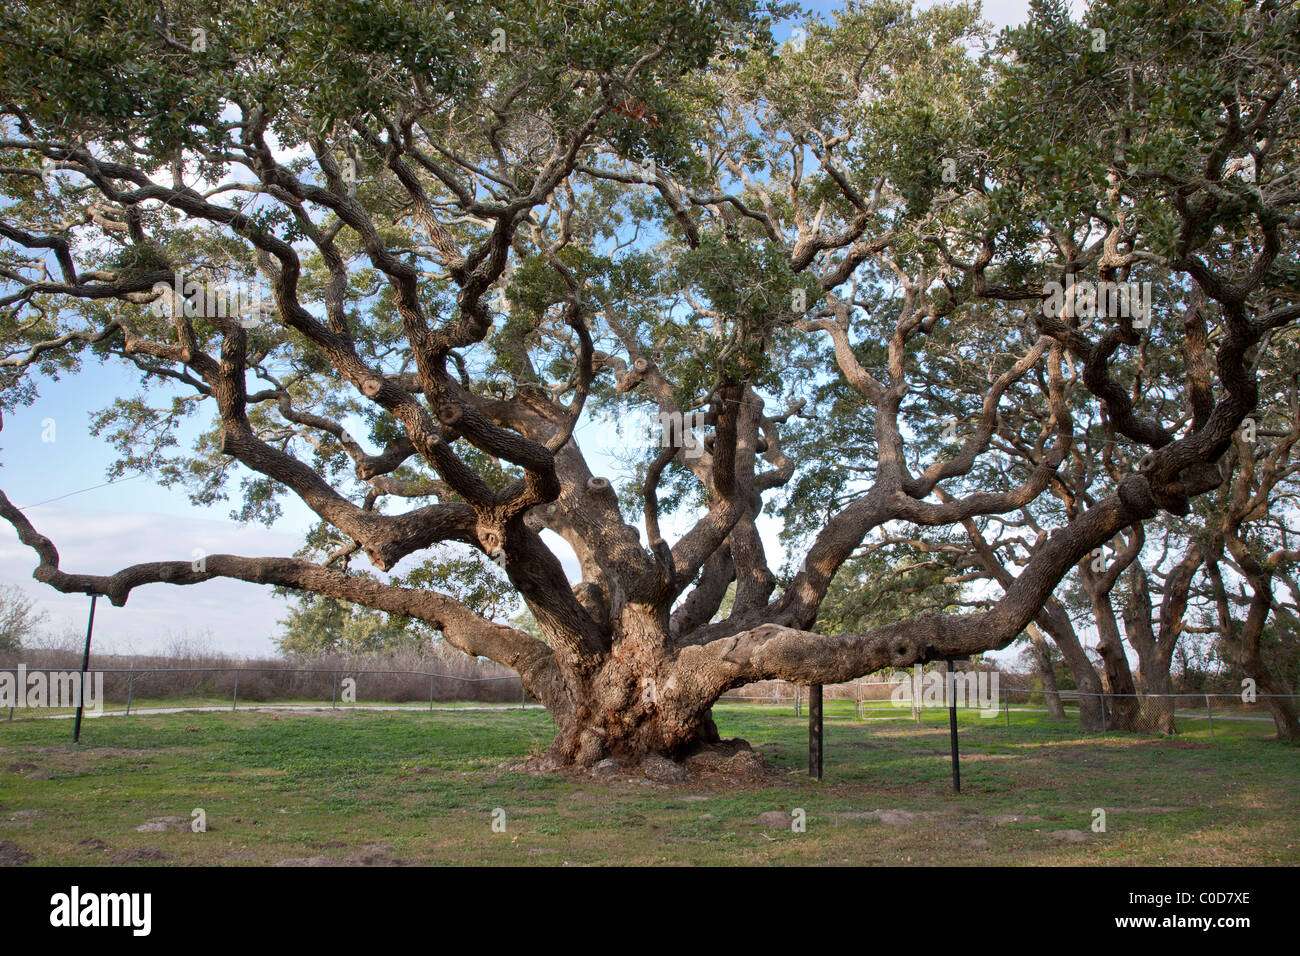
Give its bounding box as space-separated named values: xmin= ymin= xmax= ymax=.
xmin=529 ymin=605 xmax=727 ymax=767
xmin=541 ymin=663 xmax=724 ymax=767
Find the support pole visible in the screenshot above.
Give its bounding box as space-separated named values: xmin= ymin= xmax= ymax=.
xmin=808 ymin=684 xmax=823 ymax=780
xmin=331 ymin=673 xmax=338 ymax=710
xmin=946 ymin=658 xmax=960 ymax=794
xmin=231 ymin=668 xmax=239 ymax=711
xmin=72 ymin=594 xmax=97 ymax=744
xmin=1205 ymin=693 xmax=1214 ymax=741
xmin=125 ymin=666 xmax=135 ymax=716
xmin=429 ymin=674 xmax=435 ymax=711
xmin=1004 ymin=690 xmax=1010 ymax=729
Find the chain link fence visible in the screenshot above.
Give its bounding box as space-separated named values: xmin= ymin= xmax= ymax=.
xmin=999 ymin=686 xmax=1290 ymax=738
xmin=718 ymin=677 xmax=901 ymax=713
xmin=2 ymin=664 xmax=1292 ymax=743
xmin=1 ymin=664 xmax=531 ymax=719
xmin=717 ymin=678 xmax=1294 ymax=741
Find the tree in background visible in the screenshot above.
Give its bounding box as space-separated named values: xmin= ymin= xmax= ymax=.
xmin=0 ymin=584 xmax=46 ymax=653
xmin=814 ymin=538 xmax=965 ymax=636
xmin=275 ymin=594 xmax=428 ymax=657
xmin=275 ymin=551 xmax=517 ymax=655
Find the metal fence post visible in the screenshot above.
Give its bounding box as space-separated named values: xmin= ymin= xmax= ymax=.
xmin=794 ymin=683 xmax=800 ymax=717
xmin=1205 ymin=693 xmax=1214 ymax=741
xmin=946 ymin=658 xmax=960 ymax=793
xmin=520 ymin=683 xmax=526 ymax=710
xmin=232 ymin=668 xmax=239 ymax=711
xmin=331 ymin=673 xmax=338 ymax=710
xmin=125 ymin=666 xmax=135 ymax=716
xmin=808 ymin=684 xmax=823 ymax=780
xmin=72 ymin=594 xmax=98 ymax=744
xmin=429 ymin=674 xmax=435 ymax=711
xmin=1004 ymin=690 xmax=1010 ymax=729
xmin=1100 ymin=693 xmax=1107 ymax=732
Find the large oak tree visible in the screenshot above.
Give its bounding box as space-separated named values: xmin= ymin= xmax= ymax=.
xmin=2 ymin=0 xmax=1297 ymax=766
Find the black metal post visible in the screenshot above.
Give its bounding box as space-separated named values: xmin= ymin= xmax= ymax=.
xmin=808 ymin=684 xmax=823 ymax=779
xmin=72 ymin=594 xmax=97 ymax=744
xmin=946 ymin=657 xmax=960 ymax=794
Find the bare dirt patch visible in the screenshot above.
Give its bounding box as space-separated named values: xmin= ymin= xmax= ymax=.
xmin=756 ymin=810 xmax=793 ymax=828
xmin=136 ymin=816 xmax=189 ymax=833
xmin=273 ymin=856 xmax=338 ymax=867
xmin=0 ymin=840 xmax=34 ymax=865
xmin=871 ymin=809 xmax=924 ymax=825
xmin=111 ymin=848 xmax=171 ymax=863
xmin=1047 ymin=829 xmax=1090 ymax=843
xmin=274 ymin=843 xmax=405 ymax=866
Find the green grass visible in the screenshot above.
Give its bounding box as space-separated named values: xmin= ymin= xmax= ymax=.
xmin=1 ymin=705 xmax=1295 ymax=865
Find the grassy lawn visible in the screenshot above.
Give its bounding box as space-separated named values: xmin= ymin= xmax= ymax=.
xmin=1 ymin=704 xmax=1296 ymax=866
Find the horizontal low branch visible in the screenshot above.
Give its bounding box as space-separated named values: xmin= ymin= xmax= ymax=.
xmin=683 ymin=473 xmax=1159 ymax=689
xmin=0 ymin=490 xmax=562 ymax=705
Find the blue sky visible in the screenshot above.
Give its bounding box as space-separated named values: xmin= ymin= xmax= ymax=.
xmin=1 ymin=360 xmax=310 ymax=654
xmin=0 ymin=1 xmax=1066 ymax=658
